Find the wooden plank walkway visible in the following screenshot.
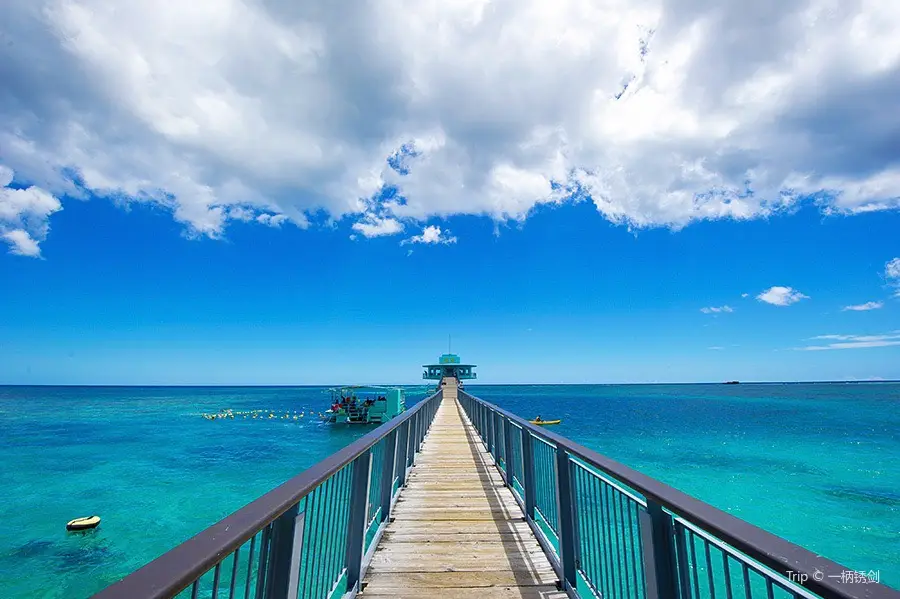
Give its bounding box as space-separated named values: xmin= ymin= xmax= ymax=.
xmin=361 ymin=380 xmax=565 ymax=598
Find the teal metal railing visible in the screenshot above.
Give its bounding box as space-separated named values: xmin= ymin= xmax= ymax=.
xmin=458 ymin=390 xmax=899 ymax=599
xmin=93 ymin=390 xmax=442 ymax=599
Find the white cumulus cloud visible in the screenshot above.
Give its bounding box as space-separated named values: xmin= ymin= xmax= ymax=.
xmin=885 ymin=257 xmax=900 ymax=297
xmin=842 ymin=301 xmax=883 ymax=311
xmin=756 ymin=286 xmax=809 ymax=307
xmin=2 ymin=229 xmax=42 ymax=257
xmin=0 ymin=0 xmax=899 ymax=248
xmin=0 ymin=164 xmax=63 ymax=257
xmin=402 ymin=225 xmax=457 ymax=245
xmin=351 ymin=216 xmax=404 ymax=239
xmin=887 ymin=258 xmax=900 ymax=279
xmin=700 ymin=305 xmax=733 ymax=314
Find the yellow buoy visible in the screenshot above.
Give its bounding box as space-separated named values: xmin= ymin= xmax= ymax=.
xmin=67 ymin=515 xmax=101 ymax=531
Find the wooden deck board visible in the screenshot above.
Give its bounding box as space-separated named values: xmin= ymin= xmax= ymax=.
xmin=360 ymin=380 xmax=561 ymax=599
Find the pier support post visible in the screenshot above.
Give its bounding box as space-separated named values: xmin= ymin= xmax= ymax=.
xmin=344 ymin=451 xmax=373 ymax=595
xmin=639 ymin=500 xmax=680 ymax=599
xmin=554 ymin=445 xmax=579 ymax=593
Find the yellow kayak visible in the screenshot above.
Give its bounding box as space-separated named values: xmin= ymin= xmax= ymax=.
xmin=530 ymin=419 xmax=561 ymax=426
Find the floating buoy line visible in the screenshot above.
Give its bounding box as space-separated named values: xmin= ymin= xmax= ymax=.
xmin=200 ymin=409 xmax=326 ymax=421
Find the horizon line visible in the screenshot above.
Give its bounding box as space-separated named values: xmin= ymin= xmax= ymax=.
xmin=1 ymin=379 xmax=897 ymax=388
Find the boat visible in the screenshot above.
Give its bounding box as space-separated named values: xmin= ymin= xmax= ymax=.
xmin=724 ymin=381 xmax=740 ymax=385
xmin=323 ymin=386 xmax=406 ymax=424
xmin=66 ymin=515 xmax=100 ymax=531
xmin=530 ymin=419 xmax=561 ymax=426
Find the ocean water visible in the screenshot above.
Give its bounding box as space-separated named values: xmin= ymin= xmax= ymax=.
xmin=0 ymin=384 xmax=897 ymax=598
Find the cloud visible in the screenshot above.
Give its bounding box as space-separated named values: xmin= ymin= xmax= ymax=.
xmin=886 ymin=258 xmax=900 ymax=296
xmin=351 ymin=216 xmax=404 ymax=238
xmin=401 ymin=225 xmax=457 ymax=245
xmin=887 ymin=258 xmax=900 ymax=280
xmin=700 ymin=305 xmax=733 ymax=314
xmin=740 ymin=293 xmax=749 ymax=298
xmin=797 ymin=332 xmax=900 ymax=351
xmin=842 ymin=301 xmax=883 ymax=311
xmin=2 ymin=229 xmax=42 ymax=257
xmin=707 ymin=346 xmax=724 ymax=350
xmin=756 ymin=286 xmax=809 ymax=306
xmin=1 ymin=0 xmax=900 ymax=248
xmin=0 ymin=165 xmax=63 ymax=257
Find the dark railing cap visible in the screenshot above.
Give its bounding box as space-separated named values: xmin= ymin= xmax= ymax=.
xmin=458 ymin=390 xmax=899 ymax=599
xmin=93 ymin=391 xmax=441 ymax=599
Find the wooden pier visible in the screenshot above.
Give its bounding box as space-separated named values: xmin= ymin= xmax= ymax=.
xmin=361 ymin=379 xmax=564 ymax=598
xmin=93 ymin=369 xmax=900 ymax=599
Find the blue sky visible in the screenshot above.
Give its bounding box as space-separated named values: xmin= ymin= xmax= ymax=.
xmin=1 ymin=0 xmax=899 ymax=383
xmin=2 ymin=192 xmax=898 ymax=384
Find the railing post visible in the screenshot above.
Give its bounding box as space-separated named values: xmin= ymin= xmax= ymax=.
xmin=493 ymin=411 xmax=500 ymax=458
xmin=521 ymin=430 xmax=536 ymax=519
xmin=420 ymin=406 xmax=425 ymax=446
xmin=411 ymin=412 xmax=418 ymax=453
xmin=380 ymin=429 xmax=398 ymax=521
xmin=488 ymin=409 xmax=496 ymax=455
xmin=344 ymin=451 xmax=373 ymax=595
xmin=479 ymin=402 xmax=485 ymax=439
xmin=555 ymin=446 xmax=578 ymax=593
xmin=494 ymin=412 xmax=501 ymax=459
xmin=262 ymin=503 xmax=301 ymax=599
xmin=639 ymin=500 xmax=680 ymax=599
xmin=397 ymin=419 xmax=410 ymax=487
xmin=503 ymin=418 xmax=514 ymax=486
xmin=418 ymin=408 xmax=424 ymax=447
xmin=410 ymin=412 xmax=419 ymax=465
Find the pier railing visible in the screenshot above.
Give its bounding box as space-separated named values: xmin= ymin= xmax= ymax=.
xmin=93 ymin=390 xmax=443 ymax=599
xmin=457 ymin=389 xmax=899 ymax=599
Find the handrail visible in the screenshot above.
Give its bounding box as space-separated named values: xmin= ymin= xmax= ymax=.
xmin=93 ymin=390 xmax=443 ymax=599
xmin=458 ymin=389 xmax=899 ymax=599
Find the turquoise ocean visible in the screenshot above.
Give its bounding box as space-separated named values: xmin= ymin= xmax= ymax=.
xmin=0 ymin=383 xmax=897 ymax=598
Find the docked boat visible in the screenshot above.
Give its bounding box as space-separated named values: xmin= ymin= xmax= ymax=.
xmin=323 ymin=386 xmax=406 ymax=424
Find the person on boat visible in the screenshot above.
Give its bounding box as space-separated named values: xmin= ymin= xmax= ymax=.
xmin=534 ymin=415 xmax=543 ymax=423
